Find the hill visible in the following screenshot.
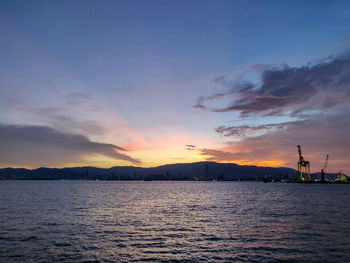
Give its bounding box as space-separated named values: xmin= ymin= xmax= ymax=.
xmin=0 ymin=162 xmax=298 ymax=181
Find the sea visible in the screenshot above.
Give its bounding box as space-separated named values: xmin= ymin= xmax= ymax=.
xmin=0 ymin=181 xmax=350 ymax=263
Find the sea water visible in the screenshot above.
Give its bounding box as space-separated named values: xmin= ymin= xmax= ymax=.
xmin=1 ymin=181 xmax=350 ymax=262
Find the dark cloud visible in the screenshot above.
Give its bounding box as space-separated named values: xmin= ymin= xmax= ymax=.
xmin=185 ymin=144 xmax=196 ymax=151
xmin=0 ymin=124 xmax=141 ymax=167
xmin=193 ymin=93 xmax=226 ymax=110
xmin=215 ymin=122 xmax=301 ymax=138
xmin=196 ymin=55 xmax=350 ymax=116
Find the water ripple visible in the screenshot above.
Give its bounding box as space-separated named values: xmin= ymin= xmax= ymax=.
xmin=0 ymin=181 xmax=350 ymax=262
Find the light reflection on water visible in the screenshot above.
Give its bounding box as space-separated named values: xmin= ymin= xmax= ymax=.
xmin=1 ymin=181 xmax=350 ymax=262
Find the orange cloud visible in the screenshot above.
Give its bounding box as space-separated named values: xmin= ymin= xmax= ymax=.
xmin=200 ymin=112 xmax=350 ymax=174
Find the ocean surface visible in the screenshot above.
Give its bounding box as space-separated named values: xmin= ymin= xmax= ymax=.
xmin=1 ymin=181 xmax=350 ymax=263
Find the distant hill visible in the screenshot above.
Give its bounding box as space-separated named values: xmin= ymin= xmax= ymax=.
xmin=0 ymin=162 xmax=300 ymax=181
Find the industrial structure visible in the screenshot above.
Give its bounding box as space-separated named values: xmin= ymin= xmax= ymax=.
xmin=320 ymin=154 xmax=329 ymax=182
xmin=335 ymin=171 xmax=349 ymax=183
xmin=297 ymin=145 xmax=311 ymax=181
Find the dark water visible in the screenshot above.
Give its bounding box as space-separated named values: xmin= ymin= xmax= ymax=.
xmin=1 ymin=181 xmax=350 ymax=263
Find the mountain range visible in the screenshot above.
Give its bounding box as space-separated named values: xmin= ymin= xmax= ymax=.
xmin=0 ymin=162 xmax=300 ymax=181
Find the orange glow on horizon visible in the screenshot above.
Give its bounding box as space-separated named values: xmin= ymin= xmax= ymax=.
xmin=206 ymin=159 xmax=286 ymax=167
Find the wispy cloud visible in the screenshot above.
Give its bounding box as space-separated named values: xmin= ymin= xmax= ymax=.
xmin=193 ymin=93 xmax=227 ymax=110
xmin=0 ymin=124 xmax=141 ymax=167
xmin=215 ymin=121 xmax=303 ymax=138
xmin=185 ymin=144 xmax=196 ymax=151
xmin=32 ymin=105 xmax=105 ymax=136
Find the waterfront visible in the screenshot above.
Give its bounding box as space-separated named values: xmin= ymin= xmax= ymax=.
xmin=1 ymin=181 xmax=350 ymax=262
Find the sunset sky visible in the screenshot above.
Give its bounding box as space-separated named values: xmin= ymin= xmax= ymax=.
xmin=1 ymin=0 xmax=350 ymax=174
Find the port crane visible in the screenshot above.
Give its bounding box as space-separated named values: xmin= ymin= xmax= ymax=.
xmin=297 ymin=145 xmax=311 ymax=181
xmin=320 ymin=154 xmax=328 ymax=182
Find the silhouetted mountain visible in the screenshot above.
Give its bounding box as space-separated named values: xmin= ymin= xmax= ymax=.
xmin=3 ymin=162 xmax=336 ymax=181
xmin=0 ymin=162 xmax=302 ymax=180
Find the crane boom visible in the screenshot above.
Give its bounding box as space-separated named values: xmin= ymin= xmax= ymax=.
xmin=321 ymin=154 xmax=329 ymax=183
xmin=297 ymin=145 xmax=305 ymax=163
xmin=324 ymin=154 xmax=329 ymax=172
xmin=297 ymin=145 xmax=303 ymax=160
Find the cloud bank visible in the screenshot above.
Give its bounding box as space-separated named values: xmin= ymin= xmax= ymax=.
xmin=204 ymin=112 xmax=350 ymax=173
xmin=0 ymin=124 xmax=141 ymax=167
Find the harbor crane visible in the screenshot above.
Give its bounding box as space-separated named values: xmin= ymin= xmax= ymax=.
xmin=321 ymin=154 xmax=328 ymax=182
xmin=297 ymin=145 xmax=311 ymax=181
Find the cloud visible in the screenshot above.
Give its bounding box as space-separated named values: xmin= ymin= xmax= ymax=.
xmin=0 ymin=124 xmax=141 ymax=167
xmin=193 ymin=54 xmax=350 ymax=174
xmin=200 ymin=112 xmax=350 ymax=174
xmin=215 ymin=122 xmax=302 ymax=138
xmin=201 ymin=148 xmax=241 ymax=162
xmin=195 ymin=55 xmax=350 ymax=116
xmin=1 ymin=87 xmax=145 ymax=148
xmin=192 ymin=93 xmax=226 ymax=110
xmin=32 ymin=106 xmax=105 ymax=136
xmin=185 ymin=144 xmax=196 ymax=151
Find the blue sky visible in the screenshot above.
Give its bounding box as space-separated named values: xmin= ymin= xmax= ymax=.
xmin=1 ymin=0 xmax=350 ymax=173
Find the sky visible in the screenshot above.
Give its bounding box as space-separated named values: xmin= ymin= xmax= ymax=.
xmin=0 ymin=0 xmax=350 ymax=174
